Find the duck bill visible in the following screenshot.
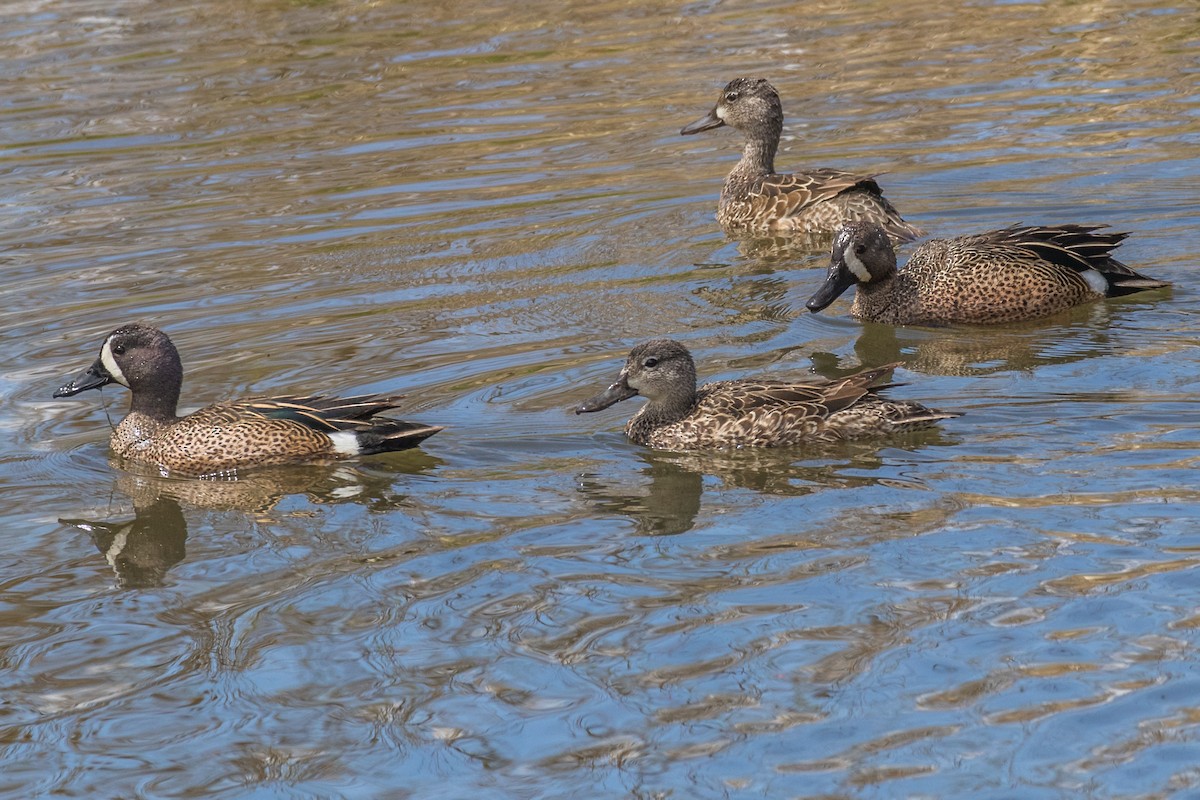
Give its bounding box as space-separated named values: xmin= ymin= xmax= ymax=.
xmin=680 ymin=107 xmax=724 ymax=136
xmin=805 ymin=259 xmax=857 ymax=313
xmin=575 ymin=376 xmax=638 ymax=414
xmin=53 ymin=358 xmax=113 ymax=398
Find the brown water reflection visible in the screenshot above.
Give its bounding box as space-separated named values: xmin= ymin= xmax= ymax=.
xmin=57 ymin=455 xmax=442 ymax=586
xmin=4 ymin=0 xmax=1200 ymax=797
xmin=61 ymin=495 xmax=189 ymax=588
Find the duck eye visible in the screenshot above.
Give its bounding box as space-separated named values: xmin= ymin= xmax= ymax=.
xmin=724 ymin=91 xmax=739 ymax=103
xmin=642 ymin=357 xmax=659 ymax=368
xmin=112 ymin=344 xmax=126 ymax=355
xmin=854 ymin=244 xmax=867 ymax=256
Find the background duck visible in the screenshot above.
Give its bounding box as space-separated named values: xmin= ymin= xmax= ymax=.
xmin=53 ymin=323 xmax=443 ymax=477
xmin=681 ymin=77 xmax=923 ymax=242
xmin=806 ymin=221 xmax=1170 ymax=325
xmin=575 ymin=338 xmax=957 ymax=450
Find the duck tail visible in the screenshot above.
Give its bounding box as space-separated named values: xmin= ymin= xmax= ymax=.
xmin=1101 ymin=260 xmax=1171 ymax=297
xmin=882 ymin=401 xmax=963 ymax=430
xmin=355 ymin=421 xmax=444 ymax=455
xmin=1009 ymin=225 xmax=1168 ymax=297
xmin=883 ymin=216 xmax=925 ymax=244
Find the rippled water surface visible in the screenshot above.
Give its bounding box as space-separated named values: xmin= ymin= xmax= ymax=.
xmin=4 ymin=0 xmax=1200 ymax=796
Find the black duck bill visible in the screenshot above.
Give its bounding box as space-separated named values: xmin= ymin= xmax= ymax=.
xmin=680 ymin=106 xmax=724 ymax=136
xmin=806 ymin=256 xmax=858 ymax=313
xmin=575 ymin=375 xmax=638 ymax=414
xmin=54 ymin=358 xmax=113 ymax=398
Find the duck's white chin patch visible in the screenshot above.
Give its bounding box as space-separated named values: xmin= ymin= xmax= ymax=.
xmin=329 ymin=431 xmax=360 ymax=456
xmin=1081 ymin=268 xmax=1109 ymax=295
xmin=844 ymin=250 xmax=872 ymax=283
xmin=100 ymin=339 xmax=130 ymax=387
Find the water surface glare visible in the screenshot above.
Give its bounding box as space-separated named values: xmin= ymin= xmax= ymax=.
xmin=4 ymin=0 xmax=1200 ymax=797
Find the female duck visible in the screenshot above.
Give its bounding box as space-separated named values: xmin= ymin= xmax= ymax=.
xmin=681 ymin=77 xmax=922 ymax=242
xmin=575 ymin=338 xmax=956 ymax=450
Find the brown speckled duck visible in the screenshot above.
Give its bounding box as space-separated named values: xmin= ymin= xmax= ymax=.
xmin=575 ymin=338 xmax=957 ymax=450
xmin=681 ymin=77 xmax=923 ymax=242
xmin=53 ymin=323 xmax=442 ymax=476
xmin=806 ymin=221 xmax=1170 ymax=325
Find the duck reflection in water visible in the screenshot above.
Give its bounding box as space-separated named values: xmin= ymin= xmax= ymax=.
xmin=813 ymin=300 xmax=1145 ymax=380
xmin=60 ymin=451 xmax=442 ymax=587
xmin=577 ymin=435 xmax=960 ymax=537
xmin=578 ymin=451 xmax=705 ymax=536
xmin=61 ymin=495 xmax=188 ymax=589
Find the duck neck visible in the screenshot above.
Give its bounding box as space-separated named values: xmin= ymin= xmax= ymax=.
xmin=127 ymin=364 xmax=182 ymax=423
xmin=629 ymin=391 xmax=698 ymax=439
xmin=723 ymin=123 xmax=780 ymax=207
xmin=129 ymin=388 xmax=180 ymax=423
xmin=730 ymin=133 xmax=777 ymax=182
xmin=853 ymin=273 xmax=903 ymax=322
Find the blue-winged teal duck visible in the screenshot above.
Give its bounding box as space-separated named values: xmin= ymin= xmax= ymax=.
xmin=681 ymin=77 xmax=923 ymax=242
xmin=53 ymin=323 xmax=443 ymax=476
xmin=575 ymin=338 xmax=957 ymax=450
xmin=806 ymin=221 xmax=1170 ymax=325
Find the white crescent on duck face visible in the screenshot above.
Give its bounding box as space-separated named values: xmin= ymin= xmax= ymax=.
xmin=99 ymin=336 xmax=130 ymax=387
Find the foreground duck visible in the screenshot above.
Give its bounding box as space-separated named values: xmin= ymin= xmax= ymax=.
xmin=575 ymin=339 xmax=957 ymax=450
xmin=681 ymin=77 xmax=923 ymax=242
xmin=54 ymin=323 xmax=443 ymax=476
xmin=806 ymin=221 xmax=1170 ymax=325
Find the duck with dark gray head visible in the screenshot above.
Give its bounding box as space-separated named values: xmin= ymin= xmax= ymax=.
xmin=807 ymin=221 xmax=1170 ymax=325
xmin=54 ymin=323 xmax=443 ymax=476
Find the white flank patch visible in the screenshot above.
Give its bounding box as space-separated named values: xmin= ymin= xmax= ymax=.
xmin=100 ymin=338 xmax=130 ymax=387
xmin=329 ymin=430 xmax=360 ymax=456
xmin=844 ymin=249 xmax=872 ymax=283
xmin=1081 ymin=268 xmax=1109 ymax=295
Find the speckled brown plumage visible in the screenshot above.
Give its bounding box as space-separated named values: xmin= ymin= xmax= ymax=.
xmin=575 ymin=339 xmax=957 ymax=451
xmin=806 ymin=221 xmax=1170 ymax=325
xmin=54 ymin=323 xmax=442 ymax=477
xmin=681 ymin=77 xmax=923 ymax=242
